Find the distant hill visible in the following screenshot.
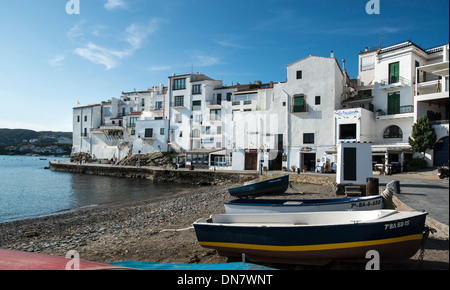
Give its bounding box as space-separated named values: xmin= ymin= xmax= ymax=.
xmin=0 ymin=129 xmax=72 ymax=145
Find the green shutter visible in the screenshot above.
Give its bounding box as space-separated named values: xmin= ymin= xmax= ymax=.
xmin=293 ymin=96 xmax=305 ymax=112
xmin=388 ymin=92 xmax=400 ymax=115
xmin=389 ymin=62 xmax=400 ymax=84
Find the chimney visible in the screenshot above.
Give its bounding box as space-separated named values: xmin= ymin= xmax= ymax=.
xmin=342 ymin=59 xmax=346 ymax=72
xmin=330 ymin=50 xmax=335 ymax=58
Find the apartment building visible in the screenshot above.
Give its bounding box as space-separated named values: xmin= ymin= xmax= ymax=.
xmin=336 ymin=41 xmax=449 ymax=171
xmin=72 ymin=40 xmax=448 ymax=170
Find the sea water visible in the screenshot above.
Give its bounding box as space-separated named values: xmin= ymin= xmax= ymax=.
xmin=0 ymin=155 xmax=188 ymax=223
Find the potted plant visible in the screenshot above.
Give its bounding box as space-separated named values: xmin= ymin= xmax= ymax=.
xmin=282 ymin=166 xmax=287 ymax=171
xmin=302 ymin=165 xmax=308 ymax=173
xmin=263 ymin=166 xmax=267 ymax=172
xmin=291 ymin=165 xmax=296 ymax=172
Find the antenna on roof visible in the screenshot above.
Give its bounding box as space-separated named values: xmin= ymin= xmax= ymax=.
xmin=379 ymin=34 xmax=385 ymax=48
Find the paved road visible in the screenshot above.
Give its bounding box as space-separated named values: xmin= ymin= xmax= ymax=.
xmin=378 ymin=175 xmax=449 ymax=226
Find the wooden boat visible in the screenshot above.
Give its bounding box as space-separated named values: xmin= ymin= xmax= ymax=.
xmin=228 ymin=175 xmax=289 ymax=197
xmin=224 ymin=195 xmax=384 ymax=214
xmin=0 ymin=249 xmax=128 ymax=270
xmin=193 ymin=210 xmax=428 ymax=265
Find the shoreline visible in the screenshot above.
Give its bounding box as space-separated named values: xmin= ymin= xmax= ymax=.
xmin=0 ymin=181 xmax=448 ymax=270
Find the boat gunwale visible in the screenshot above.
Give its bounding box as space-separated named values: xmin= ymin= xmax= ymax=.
xmin=224 ymin=195 xmax=383 ymax=207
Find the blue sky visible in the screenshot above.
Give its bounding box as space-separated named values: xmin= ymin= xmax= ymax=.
xmin=0 ymin=0 xmax=448 ymax=132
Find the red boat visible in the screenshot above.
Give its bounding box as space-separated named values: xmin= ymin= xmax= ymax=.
xmin=0 ymin=249 xmax=128 ymax=270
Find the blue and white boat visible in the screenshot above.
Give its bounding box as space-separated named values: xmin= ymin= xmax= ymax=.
xmin=193 ymin=210 xmax=428 ymax=265
xmin=224 ymin=195 xmax=384 ymax=214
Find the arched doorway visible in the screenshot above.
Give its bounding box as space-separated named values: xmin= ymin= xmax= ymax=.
xmin=434 ymin=136 xmax=449 ymax=166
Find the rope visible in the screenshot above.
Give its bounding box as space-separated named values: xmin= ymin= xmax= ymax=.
xmin=381 ymin=188 xmax=396 ymax=209
xmin=419 ymin=225 xmax=437 ymax=269
xmin=160 ymin=226 xmax=194 ymax=233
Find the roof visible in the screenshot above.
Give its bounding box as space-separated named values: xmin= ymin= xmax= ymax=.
xmin=73 ymin=104 xmax=101 ymax=110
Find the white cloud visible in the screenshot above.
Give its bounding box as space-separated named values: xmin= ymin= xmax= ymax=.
xmin=49 ymin=54 xmax=66 ymax=67
xmin=72 ymin=19 xmax=164 ymax=70
xmin=192 ymin=55 xmax=221 ymax=67
xmin=75 ymin=43 xmax=129 ymax=70
xmin=104 ymin=0 xmax=127 ymax=11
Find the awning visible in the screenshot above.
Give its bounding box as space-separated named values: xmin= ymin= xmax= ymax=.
xmin=418 ymin=62 xmax=449 ymax=77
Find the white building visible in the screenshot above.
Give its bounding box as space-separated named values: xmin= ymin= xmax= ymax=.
xmin=336 ymin=41 xmax=449 ymax=171
xmin=72 ymin=40 xmax=448 ymax=170
xmin=231 ymin=54 xmax=348 ymax=171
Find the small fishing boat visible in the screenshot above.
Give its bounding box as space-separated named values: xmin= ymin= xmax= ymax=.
xmin=228 ymin=175 xmax=289 ymax=197
xmin=224 ymin=195 xmax=384 ymax=214
xmin=193 ymin=210 xmax=428 ymax=265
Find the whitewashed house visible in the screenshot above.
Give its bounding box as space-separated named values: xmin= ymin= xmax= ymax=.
xmin=72 ymin=104 xmax=102 ymax=158
xmin=337 ymin=41 xmax=449 ymax=172
xmin=231 ymin=54 xmax=348 ymax=172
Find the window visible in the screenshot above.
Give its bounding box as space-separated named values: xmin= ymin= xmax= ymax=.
xmin=210 ymin=109 xmax=221 ymax=121
xmin=315 ymin=96 xmax=321 ymax=105
xmin=205 ymin=126 xmax=211 ymax=134
xmin=296 ymin=70 xmax=302 ymax=79
xmin=303 ymin=133 xmax=314 ymax=144
xmin=175 ymin=114 xmax=182 ymax=123
xmin=154 ymin=101 xmax=163 ymax=110
xmin=192 ymin=100 xmax=201 ymax=110
xmin=217 ymin=126 xmax=222 ymax=134
xmin=192 ymin=84 xmax=201 ymax=94
xmin=131 ymin=130 xmax=135 ymax=135
xmin=226 ymin=93 xmax=232 ymax=101
xmin=141 ymin=98 xmax=145 ymax=107
xmin=84 ymin=116 xmax=87 ymax=122
xmin=387 ymin=92 xmax=400 ymax=115
xmin=361 ymin=55 xmax=374 ymax=71
xmin=145 ymin=128 xmax=153 ymax=138
xmin=160 ymin=128 xmax=165 ymax=135
xmin=339 ymin=124 xmax=357 ymax=139
xmin=217 ymin=94 xmax=222 ymax=104
xmin=388 ymin=62 xmax=400 ymax=84
xmin=292 ymin=95 xmax=306 ymax=113
xmin=129 ymin=117 xmax=138 ymax=127
xmin=192 ymin=129 xmax=200 ymax=137
xmin=172 ymin=78 xmax=186 ymax=90
xmin=383 ymin=126 xmax=403 ymax=139
xmin=174 ymin=96 xmax=184 ymax=107
xmin=77 ymin=116 xmax=80 ymax=122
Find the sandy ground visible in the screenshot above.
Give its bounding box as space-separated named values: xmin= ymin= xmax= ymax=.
xmin=0 ymin=181 xmax=448 ymax=270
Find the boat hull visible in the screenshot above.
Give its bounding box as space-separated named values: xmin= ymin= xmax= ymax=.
xmin=228 ymin=175 xmax=289 ymax=197
xmin=193 ymin=211 xmax=427 ymax=265
xmin=224 ymin=195 xmax=384 ymax=214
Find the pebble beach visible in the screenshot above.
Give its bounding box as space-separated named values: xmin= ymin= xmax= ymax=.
xmin=0 ymin=181 xmax=448 ymax=270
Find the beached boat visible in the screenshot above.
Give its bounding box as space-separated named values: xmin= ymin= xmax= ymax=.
xmin=193 ymin=210 xmax=428 ymax=265
xmin=224 ymin=195 xmax=384 ymax=214
xmin=228 ymin=175 xmax=289 ymax=197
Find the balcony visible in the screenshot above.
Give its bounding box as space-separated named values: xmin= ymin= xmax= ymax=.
xmin=171 ymin=101 xmax=185 ymax=109
xmin=291 ymin=104 xmax=308 ymax=114
xmin=376 ymin=105 xmax=414 ymax=119
xmin=379 ymin=76 xmax=409 ymax=89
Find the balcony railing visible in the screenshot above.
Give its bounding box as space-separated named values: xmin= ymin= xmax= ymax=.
xmin=380 ymin=76 xmax=409 ymax=86
xmin=291 ymin=104 xmax=307 ymax=113
xmin=376 ymin=105 xmax=414 ymax=116
xmin=171 ymin=101 xmax=185 ymax=108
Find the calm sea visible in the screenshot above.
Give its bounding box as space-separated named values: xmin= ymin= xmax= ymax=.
xmin=0 ymin=155 xmax=189 ymax=223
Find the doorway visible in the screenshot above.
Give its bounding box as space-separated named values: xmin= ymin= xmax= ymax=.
xmin=302 ymin=153 xmax=316 ymax=171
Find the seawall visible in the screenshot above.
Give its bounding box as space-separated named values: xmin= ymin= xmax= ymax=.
xmin=49 ymin=161 xmax=259 ymax=185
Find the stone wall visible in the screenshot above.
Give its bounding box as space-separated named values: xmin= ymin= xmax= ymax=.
xmin=49 ymin=162 xmax=259 ymax=186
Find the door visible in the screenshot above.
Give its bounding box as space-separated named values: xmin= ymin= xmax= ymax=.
xmin=434 ymin=136 xmax=449 ymax=166
xmin=388 ymin=92 xmax=400 ymax=115
xmin=389 ymin=62 xmax=400 ymax=84
xmin=245 ymin=153 xmax=257 ymax=170
xmin=343 ymin=148 xmax=357 ymax=181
